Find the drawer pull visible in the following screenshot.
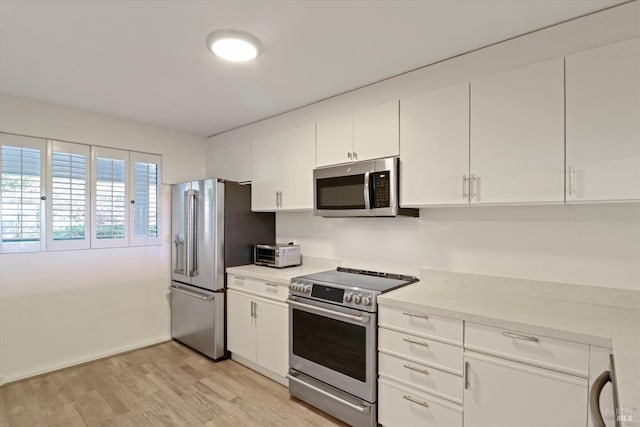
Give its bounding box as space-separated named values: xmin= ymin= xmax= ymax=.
xmin=403 ymin=394 xmax=429 ymax=408
xmin=402 ymin=311 xmax=429 ymax=319
xmin=502 ymin=331 xmax=539 ymax=342
xmin=464 ymin=361 xmax=470 ymax=390
xmin=403 ymin=337 xmax=429 ymax=348
xmin=403 ymin=364 xmax=429 ymax=375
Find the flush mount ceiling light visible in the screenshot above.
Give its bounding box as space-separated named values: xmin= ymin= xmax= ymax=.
xmin=206 ymin=29 xmax=262 ymax=62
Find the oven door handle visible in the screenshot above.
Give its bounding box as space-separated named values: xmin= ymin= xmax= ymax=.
xmin=286 ymin=373 xmax=370 ymax=413
xmin=287 ymin=299 xmax=370 ymax=323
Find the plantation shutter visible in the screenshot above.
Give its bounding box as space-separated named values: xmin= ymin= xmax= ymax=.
xmin=91 ymin=147 xmax=129 ymax=248
xmin=130 ymin=152 xmax=161 ymax=246
xmin=47 ymin=140 xmax=90 ymax=250
xmin=0 ymin=134 xmax=46 ymax=253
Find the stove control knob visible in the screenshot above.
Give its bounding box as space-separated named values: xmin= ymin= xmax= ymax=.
xmin=292 ymin=283 xmax=300 ymax=291
xmin=362 ymin=296 xmax=372 ymax=306
xmin=353 ymin=294 xmax=362 ymax=304
xmin=289 ymin=283 xmax=295 ymax=290
xmin=304 ymin=285 xmax=312 ymax=293
xmin=344 ymin=292 xmax=353 ymax=302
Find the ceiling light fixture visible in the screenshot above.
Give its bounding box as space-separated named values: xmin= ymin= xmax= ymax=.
xmin=206 ymin=29 xmax=262 ymax=62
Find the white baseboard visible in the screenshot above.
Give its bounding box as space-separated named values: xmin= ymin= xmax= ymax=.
xmin=231 ymin=353 xmax=288 ymax=387
xmin=1 ymin=335 xmax=171 ymax=386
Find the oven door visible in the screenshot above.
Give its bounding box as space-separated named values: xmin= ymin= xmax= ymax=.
xmin=314 ymin=160 xmax=376 ymax=217
xmin=288 ymin=295 xmax=377 ymax=402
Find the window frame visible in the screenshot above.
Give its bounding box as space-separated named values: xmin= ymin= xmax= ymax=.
xmin=46 ymin=140 xmax=91 ymax=251
xmin=0 ymin=133 xmax=46 ymax=253
xmin=91 ymin=146 xmax=130 ymax=249
xmin=129 ymin=152 xmax=162 ymax=247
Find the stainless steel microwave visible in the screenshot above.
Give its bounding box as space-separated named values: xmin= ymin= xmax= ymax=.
xmin=313 ymin=157 xmax=418 ymax=217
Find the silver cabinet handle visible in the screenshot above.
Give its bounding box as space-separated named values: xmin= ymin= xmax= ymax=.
xmin=567 ymin=166 xmax=576 ymax=196
xmin=403 ymin=364 xmax=429 ymax=375
xmin=353 ymin=152 xmax=357 ymax=160
xmin=278 ymin=191 xmax=283 ymax=208
xmin=403 ymin=395 xmax=429 ymax=408
xmin=463 ymin=174 xmax=469 ymax=199
xmin=275 ymin=191 xmax=278 ymax=208
xmin=403 ymin=337 xmax=429 ymax=347
xmin=287 ymin=299 xmax=369 ymax=323
xmin=470 ymin=175 xmax=479 ymax=200
xmin=286 ymin=373 xmax=370 ymax=413
xmin=250 ymin=301 xmax=257 ymax=318
xmin=363 ymin=171 xmax=371 ymax=210
xmin=348 ymin=152 xmax=353 ymax=160
xmin=402 ymin=311 xmax=429 ymax=319
xmin=589 ymin=370 xmax=611 ymax=427
xmin=464 ymin=361 xmax=470 ymax=389
xmin=502 ymin=331 xmax=539 ymax=342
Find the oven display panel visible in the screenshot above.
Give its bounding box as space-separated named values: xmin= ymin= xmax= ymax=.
xmin=311 ymin=285 xmax=344 ymax=303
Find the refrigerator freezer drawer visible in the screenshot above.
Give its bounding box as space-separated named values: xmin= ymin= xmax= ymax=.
xmin=170 ymin=282 xmax=225 ymax=360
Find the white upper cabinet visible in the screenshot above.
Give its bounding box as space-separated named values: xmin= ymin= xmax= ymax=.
xmin=470 ymin=58 xmax=565 ymax=204
xmin=279 ymin=123 xmax=316 ymax=210
xmin=251 ymin=131 xmax=282 ymax=211
xmin=316 ymin=101 xmax=399 ymax=167
xmin=207 ymin=141 xmax=251 ymax=182
xmin=566 ymin=37 xmax=640 ymax=202
xmin=400 ymin=83 xmax=470 ymax=207
xmin=353 ymin=100 xmax=399 ymax=161
xmin=250 ymin=123 xmax=315 ymax=211
xmin=316 ymin=112 xmax=353 ymax=166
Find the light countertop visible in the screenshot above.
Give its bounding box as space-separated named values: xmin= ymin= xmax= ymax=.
xmin=378 ymin=269 xmax=640 ymax=426
xmin=226 ymin=256 xmax=340 ymax=285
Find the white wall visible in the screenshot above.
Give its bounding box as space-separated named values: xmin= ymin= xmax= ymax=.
xmin=208 ymin=3 xmax=640 ymax=292
xmin=0 ymin=93 xmax=208 ymax=384
xmin=277 ymin=204 xmax=640 ymax=291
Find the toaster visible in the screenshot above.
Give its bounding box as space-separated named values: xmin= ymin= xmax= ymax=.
xmin=253 ymin=243 xmax=301 ymax=268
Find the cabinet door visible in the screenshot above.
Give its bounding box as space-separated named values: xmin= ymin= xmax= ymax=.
xmin=566 ymin=38 xmax=640 ymax=202
xmin=316 ymin=112 xmax=353 ymax=166
xmin=400 ymin=83 xmax=470 ymax=206
xmin=255 ymin=297 xmax=289 ymax=378
xmin=207 ymin=141 xmax=251 ymax=182
xmin=250 ymin=133 xmax=282 ymax=211
xmin=464 ymin=353 xmax=587 ymax=427
xmin=470 ymin=59 xmax=565 ymax=204
xmin=227 ymin=290 xmax=256 ymax=363
xmin=353 ymin=101 xmax=400 ymax=161
xmin=279 ymin=123 xmax=316 ymax=210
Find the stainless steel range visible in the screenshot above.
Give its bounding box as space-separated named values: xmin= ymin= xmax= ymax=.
xmin=287 ymin=267 xmax=417 ymax=427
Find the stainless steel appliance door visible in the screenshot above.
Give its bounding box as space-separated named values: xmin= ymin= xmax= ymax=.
xmin=170 ymin=282 xmax=224 ymax=359
xmin=189 ymin=179 xmax=224 ymax=292
xmin=171 ymin=182 xmax=192 ymax=284
xmin=288 ymin=296 xmax=377 ymax=402
xmin=314 ymin=160 xmax=376 ymax=217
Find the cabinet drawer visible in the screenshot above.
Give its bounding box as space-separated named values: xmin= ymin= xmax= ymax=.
xmin=379 ymin=378 xmax=462 ymax=427
xmin=379 ymin=352 xmax=463 ymax=403
xmin=379 ymin=328 xmax=462 ymax=373
xmin=227 ymin=275 xmax=288 ymax=301
xmin=465 ymin=322 xmax=589 ymax=376
xmin=379 ymin=305 xmax=462 ymax=344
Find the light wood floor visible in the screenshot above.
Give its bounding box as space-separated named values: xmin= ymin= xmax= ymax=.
xmin=0 ymin=341 xmax=348 ymax=427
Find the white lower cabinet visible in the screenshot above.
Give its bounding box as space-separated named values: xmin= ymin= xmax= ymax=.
xmin=379 ymin=378 xmax=463 ymax=427
xmin=227 ymin=275 xmax=289 ymax=382
xmin=463 ymin=351 xmax=588 ymax=427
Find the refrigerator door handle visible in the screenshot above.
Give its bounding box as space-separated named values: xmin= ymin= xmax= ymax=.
xmin=185 ymin=189 xmax=199 ymax=277
xmin=169 ymin=285 xmax=214 ymax=301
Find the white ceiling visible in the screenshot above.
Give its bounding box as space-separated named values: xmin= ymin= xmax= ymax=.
xmin=0 ymin=0 xmax=624 ymax=137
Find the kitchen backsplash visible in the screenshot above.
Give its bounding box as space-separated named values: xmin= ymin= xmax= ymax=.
xmin=277 ymin=203 xmax=640 ymax=291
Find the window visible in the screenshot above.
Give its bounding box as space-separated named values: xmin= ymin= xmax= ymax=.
xmin=47 ymin=141 xmax=90 ymax=250
xmin=130 ymin=152 xmax=161 ymax=246
xmin=0 ymin=134 xmax=46 ymax=253
xmin=91 ymin=147 xmax=129 ymax=248
xmin=0 ymin=132 xmax=162 ymax=253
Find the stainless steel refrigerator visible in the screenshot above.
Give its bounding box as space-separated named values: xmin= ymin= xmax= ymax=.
xmin=170 ymin=179 xmax=274 ymax=360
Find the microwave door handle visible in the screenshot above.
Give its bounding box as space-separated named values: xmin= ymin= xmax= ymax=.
xmin=364 ymin=171 xmax=371 ymax=209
